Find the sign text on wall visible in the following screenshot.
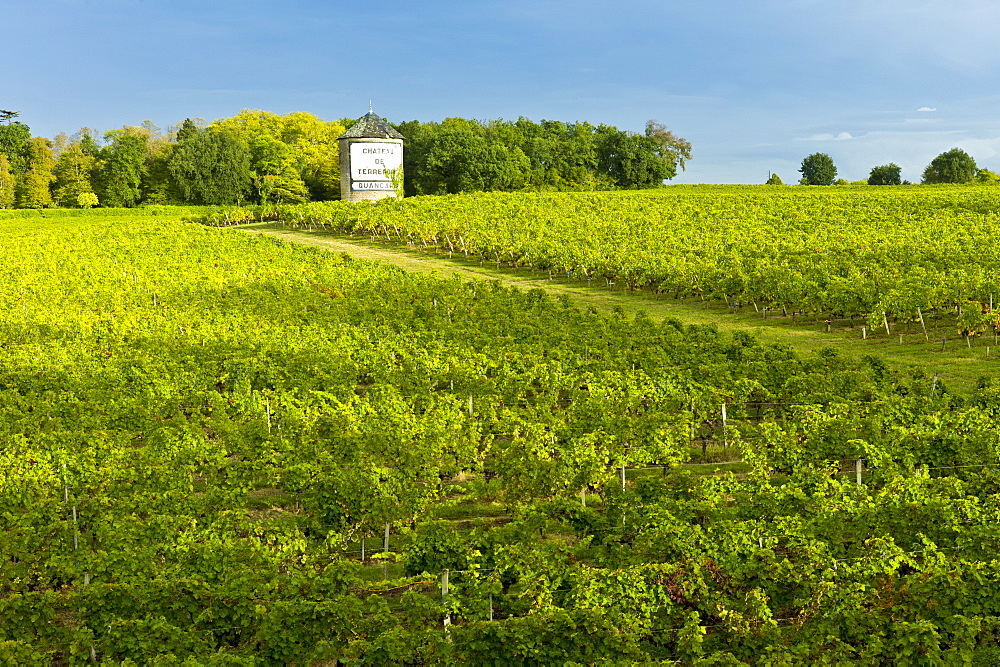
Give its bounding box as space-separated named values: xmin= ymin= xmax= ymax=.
xmin=350 ymin=142 xmax=401 ymax=192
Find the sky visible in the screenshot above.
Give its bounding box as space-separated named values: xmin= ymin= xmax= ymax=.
xmin=5 ymin=0 xmax=1000 ymax=184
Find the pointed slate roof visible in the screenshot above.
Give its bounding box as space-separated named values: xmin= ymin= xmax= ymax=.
xmin=338 ymin=111 xmax=405 ymax=140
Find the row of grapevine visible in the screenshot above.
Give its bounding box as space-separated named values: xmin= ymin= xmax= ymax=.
xmin=191 ymin=186 xmax=1000 ymax=333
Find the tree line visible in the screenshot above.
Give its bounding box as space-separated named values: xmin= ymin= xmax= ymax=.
xmin=0 ymin=110 xmax=347 ymax=209
xmin=0 ymin=109 xmax=691 ymax=208
xmin=767 ymin=148 xmax=998 ymax=186
xmin=395 ymin=117 xmax=690 ymax=194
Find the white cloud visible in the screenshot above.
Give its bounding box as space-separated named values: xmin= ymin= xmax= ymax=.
xmin=917 ymin=107 xmax=937 ymax=112
xmin=797 ymin=132 xmax=854 ymax=141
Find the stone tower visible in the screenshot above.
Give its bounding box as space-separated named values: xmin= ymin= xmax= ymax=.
xmin=338 ymin=109 xmax=405 ymax=203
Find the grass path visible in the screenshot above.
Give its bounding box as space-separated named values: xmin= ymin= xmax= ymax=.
xmin=243 ymin=225 xmax=997 ymax=396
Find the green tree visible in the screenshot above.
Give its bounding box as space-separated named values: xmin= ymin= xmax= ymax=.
xmin=167 ymin=124 xmax=252 ymax=205
xmin=77 ymin=192 xmax=99 ymax=208
xmin=209 ymin=109 xmax=345 ymax=201
xmin=799 ymin=153 xmax=837 ymax=185
xmin=211 ymin=109 xmax=285 ymax=144
xmin=143 ymin=141 xmax=176 ymax=204
xmin=975 ymin=167 xmax=999 ymax=184
xmin=174 ymin=117 xmax=199 ymax=143
xmin=277 ymin=111 xmax=345 ymax=200
xmin=129 ymin=121 xmax=178 ymax=204
xmin=0 ymin=120 xmax=32 ymax=173
xmin=868 ymin=163 xmax=902 ymax=185
xmin=596 ymin=126 xmax=675 ymax=188
xmin=76 ymin=129 xmax=101 ymax=157
xmin=52 ymin=141 xmax=98 ymax=207
xmin=0 ymin=153 xmax=14 ymax=208
xmin=507 ymin=117 xmax=601 ymax=190
xmin=97 ymin=129 xmax=148 ymax=207
xmin=765 ymin=173 xmax=783 ymax=185
xmin=644 ymin=119 xmax=692 ymax=175
xmin=398 ymin=116 xmax=671 ymax=194
xmin=248 ymin=133 xmax=309 ymax=204
xmin=14 ymin=137 xmax=55 ymax=208
xmin=418 ymin=119 xmax=530 ymax=194
xmin=478 ymin=142 xmax=532 ymax=191
xmin=922 ymin=148 xmax=977 ymax=184
xmin=393 ymin=119 xmax=432 ymax=196
xmin=50 ymin=131 xmax=71 ymax=157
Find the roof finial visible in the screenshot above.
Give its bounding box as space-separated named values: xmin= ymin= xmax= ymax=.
xmin=369 ymin=100 xmax=373 ymax=114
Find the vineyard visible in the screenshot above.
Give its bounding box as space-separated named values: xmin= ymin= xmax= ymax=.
xmin=195 ymin=185 xmax=1000 ymax=339
xmin=3 ymin=199 xmax=1000 ymax=663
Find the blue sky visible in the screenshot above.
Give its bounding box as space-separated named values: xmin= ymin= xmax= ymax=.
xmin=6 ymin=0 xmax=1000 ymax=183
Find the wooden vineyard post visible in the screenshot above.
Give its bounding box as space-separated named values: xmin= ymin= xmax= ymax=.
xmin=62 ymin=464 xmax=72 ymax=546
xmin=621 ymin=465 xmax=627 ymax=526
xmin=856 ymin=459 xmax=863 ymax=486
xmin=383 ymin=523 xmax=390 ymax=553
xmin=689 ymin=400 xmax=695 ymax=444
xmin=722 ymin=403 xmax=728 ymax=449
xmin=918 ymin=308 xmax=929 ymax=342
xmin=442 ymin=569 xmax=451 ymax=629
